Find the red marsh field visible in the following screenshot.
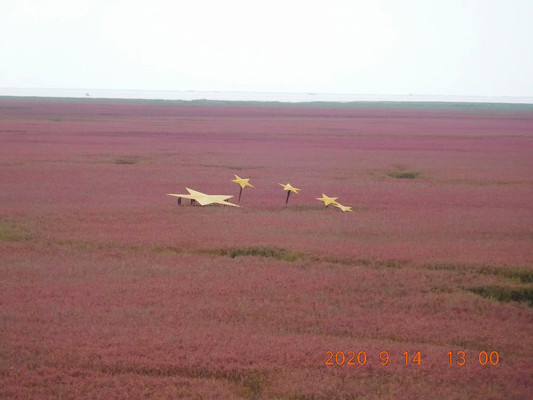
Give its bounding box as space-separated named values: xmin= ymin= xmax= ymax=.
xmin=1 ymin=97 xmax=532 ymax=399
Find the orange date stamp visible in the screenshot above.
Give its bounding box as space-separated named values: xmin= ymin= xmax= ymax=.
xmin=325 ymin=350 xmax=422 ymax=366
xmin=324 ymin=350 xmax=500 ymax=366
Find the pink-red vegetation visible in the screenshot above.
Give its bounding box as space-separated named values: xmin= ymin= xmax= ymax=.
xmin=1 ymin=98 xmax=532 ymax=399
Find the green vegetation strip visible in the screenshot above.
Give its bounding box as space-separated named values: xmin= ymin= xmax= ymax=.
xmin=370 ymin=166 xmax=423 ymax=180
xmin=202 ymin=245 xmax=532 ymax=285
xmin=386 ymin=169 xmax=421 ymax=179
xmin=5 ymin=227 xmax=530 ymax=285
xmin=425 ymin=262 xmax=533 ymax=283
xmin=202 ymin=246 xmax=301 ymax=262
xmin=0 ymin=221 xmax=33 ymax=242
xmin=467 ymin=286 xmax=533 ymax=307
xmin=4 ymin=222 xmax=532 ymax=306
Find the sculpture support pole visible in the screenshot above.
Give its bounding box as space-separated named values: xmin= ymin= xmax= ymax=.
xmin=238 ymin=187 xmax=243 ymax=203
xmin=285 ymin=191 xmax=291 ymax=204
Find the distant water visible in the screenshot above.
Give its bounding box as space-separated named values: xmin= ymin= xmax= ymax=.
xmin=1 ymin=87 xmax=532 ymax=104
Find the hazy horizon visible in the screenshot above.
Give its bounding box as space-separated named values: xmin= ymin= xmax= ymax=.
xmin=2 ymin=87 xmax=533 ymax=104
xmin=2 ymin=0 xmax=532 ymax=98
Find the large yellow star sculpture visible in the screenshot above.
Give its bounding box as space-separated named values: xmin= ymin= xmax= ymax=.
xmin=167 ymin=188 xmax=240 ymax=207
xmin=279 ymin=183 xmax=301 ymax=204
xmin=316 ymin=194 xmax=338 ymax=208
xmin=231 ymin=175 xmax=254 ymax=203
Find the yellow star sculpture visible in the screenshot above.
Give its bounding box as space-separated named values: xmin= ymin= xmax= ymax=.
xmin=316 ymin=194 xmax=338 ymax=207
xmin=333 ymin=203 xmax=353 ymax=213
xmin=279 ymin=183 xmax=300 ymax=204
xmin=167 ymin=188 xmax=240 ymax=207
xmin=232 ymin=174 xmax=254 ymax=203
xmin=279 ymin=183 xmax=301 ymax=194
xmin=231 ymin=175 xmax=254 ymax=189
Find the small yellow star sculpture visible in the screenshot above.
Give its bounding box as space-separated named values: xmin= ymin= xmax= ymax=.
xmin=231 ymin=175 xmax=254 ymax=189
xmin=279 ymin=183 xmax=301 ymax=194
xmin=279 ymin=183 xmax=300 ymax=204
xmin=334 ymin=203 xmax=353 ymax=212
xmin=316 ymin=194 xmax=338 ymax=207
xmin=231 ymin=174 xmax=254 ymax=203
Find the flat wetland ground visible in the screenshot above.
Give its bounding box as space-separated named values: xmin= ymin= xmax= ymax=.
xmin=1 ymin=97 xmax=532 ymax=399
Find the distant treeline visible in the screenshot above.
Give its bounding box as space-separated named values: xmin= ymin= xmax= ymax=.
xmin=2 ymin=95 xmax=533 ymax=112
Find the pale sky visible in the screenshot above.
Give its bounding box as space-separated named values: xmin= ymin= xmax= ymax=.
xmin=1 ymin=0 xmax=532 ymax=97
